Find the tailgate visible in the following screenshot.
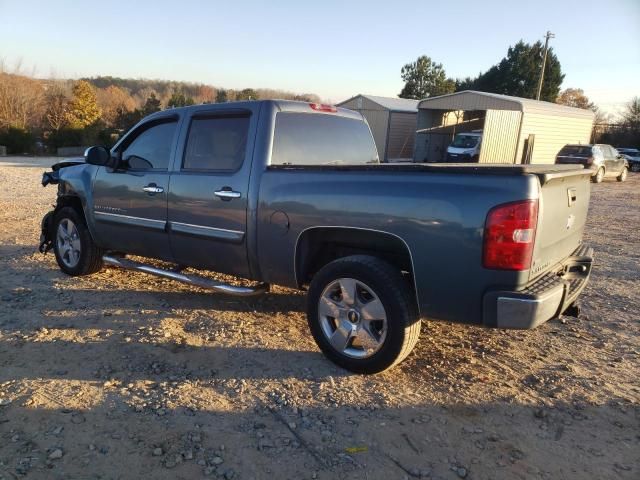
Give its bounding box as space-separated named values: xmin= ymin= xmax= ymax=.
xmin=529 ymin=169 xmax=591 ymax=281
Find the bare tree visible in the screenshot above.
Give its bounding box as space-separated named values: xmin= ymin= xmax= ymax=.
xmin=96 ymin=85 xmax=136 ymax=127
xmin=0 ymin=71 xmax=45 ymax=130
xmin=43 ymin=81 xmax=71 ymax=131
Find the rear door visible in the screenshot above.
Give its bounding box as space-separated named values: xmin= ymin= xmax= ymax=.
xmin=92 ymin=116 xmax=179 ymax=260
xmin=167 ymin=105 xmax=259 ymax=277
xmin=610 ymin=147 xmax=624 ymax=173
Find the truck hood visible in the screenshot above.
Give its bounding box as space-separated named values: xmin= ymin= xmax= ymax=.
xmin=51 ymin=157 xmax=85 ymax=171
xmin=42 ymin=158 xmax=87 ymax=186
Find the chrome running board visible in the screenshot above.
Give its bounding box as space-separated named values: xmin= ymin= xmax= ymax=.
xmin=102 ymin=255 xmax=269 ymax=297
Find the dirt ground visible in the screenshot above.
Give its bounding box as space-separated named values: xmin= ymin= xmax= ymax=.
xmin=0 ymin=157 xmax=638 ymax=480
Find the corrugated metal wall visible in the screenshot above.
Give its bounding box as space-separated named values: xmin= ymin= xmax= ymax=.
xmin=479 ymin=110 xmax=522 ymax=163
xmin=516 ymin=114 xmax=594 ymax=164
xmin=338 ymin=96 xmax=389 ymax=161
xmin=387 ymin=112 xmax=417 ymax=160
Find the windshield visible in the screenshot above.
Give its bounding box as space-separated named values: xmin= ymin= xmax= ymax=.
xmin=451 ymin=134 xmax=479 ymax=148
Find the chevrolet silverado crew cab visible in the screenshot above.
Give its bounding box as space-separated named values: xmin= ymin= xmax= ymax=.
xmin=39 ymin=100 xmax=594 ymax=373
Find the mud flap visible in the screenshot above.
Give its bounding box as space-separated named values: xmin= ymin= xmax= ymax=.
xmin=39 ymin=210 xmax=55 ymax=254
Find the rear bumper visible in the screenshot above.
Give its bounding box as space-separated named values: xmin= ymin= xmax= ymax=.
xmin=483 ymin=244 xmax=594 ymax=329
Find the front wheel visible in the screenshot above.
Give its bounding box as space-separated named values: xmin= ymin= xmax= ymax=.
xmin=53 ymin=207 xmax=104 ymax=276
xmin=592 ymin=168 xmax=604 ymax=183
xmin=617 ymin=167 xmax=628 ymax=182
xmin=306 ymin=255 xmax=421 ymax=374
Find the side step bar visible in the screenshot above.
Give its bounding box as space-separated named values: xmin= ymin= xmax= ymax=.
xmin=102 ymin=255 xmax=269 ymax=297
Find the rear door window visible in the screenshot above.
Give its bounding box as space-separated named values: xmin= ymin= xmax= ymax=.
xmin=271 ymin=113 xmax=379 ymax=166
xmin=182 ymin=115 xmax=250 ymax=172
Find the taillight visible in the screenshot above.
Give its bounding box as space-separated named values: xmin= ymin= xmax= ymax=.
xmin=586 ymin=156 xmax=594 ymax=165
xmin=482 ymin=200 xmax=538 ymax=271
xmin=309 ymin=103 xmax=337 ymax=113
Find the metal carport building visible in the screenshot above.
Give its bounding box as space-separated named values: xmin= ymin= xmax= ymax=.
xmin=414 ymin=91 xmax=594 ymax=164
xmin=337 ymin=94 xmax=419 ymax=162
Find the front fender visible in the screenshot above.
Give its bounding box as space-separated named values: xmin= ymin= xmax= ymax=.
xmin=41 ymin=163 xmax=99 ymax=241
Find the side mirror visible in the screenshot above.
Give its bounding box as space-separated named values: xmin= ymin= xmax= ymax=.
xmin=85 ymin=146 xmax=115 ymax=167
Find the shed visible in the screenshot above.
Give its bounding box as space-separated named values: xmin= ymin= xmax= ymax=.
xmin=414 ymin=91 xmax=594 ymax=164
xmin=337 ymin=94 xmax=419 ymax=162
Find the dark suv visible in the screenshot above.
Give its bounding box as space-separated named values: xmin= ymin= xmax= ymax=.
xmin=556 ymin=144 xmax=628 ymax=183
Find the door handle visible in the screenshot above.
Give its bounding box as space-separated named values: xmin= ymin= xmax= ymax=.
xmin=214 ymin=189 xmax=241 ymax=200
xmin=143 ymin=184 xmax=164 ymax=194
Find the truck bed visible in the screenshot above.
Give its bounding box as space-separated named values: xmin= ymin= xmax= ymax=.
xmin=268 ymin=163 xmax=591 ymax=185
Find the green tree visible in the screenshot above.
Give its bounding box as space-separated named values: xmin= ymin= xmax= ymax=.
xmin=167 ymin=92 xmax=195 ymax=108
xmin=399 ymin=55 xmax=455 ymax=99
xmin=236 ymin=88 xmax=258 ymax=101
xmin=65 ymin=80 xmax=101 ymax=128
xmin=216 ymin=89 xmax=228 ymax=103
xmin=467 ymin=41 xmax=564 ymax=102
xmin=141 ymin=93 xmax=162 ymax=115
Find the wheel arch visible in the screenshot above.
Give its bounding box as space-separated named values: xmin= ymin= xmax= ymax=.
xmin=294 ymin=226 xmax=420 ymax=313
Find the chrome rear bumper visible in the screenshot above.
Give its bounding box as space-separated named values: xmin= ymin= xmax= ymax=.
xmin=483 ymin=245 xmax=594 ymax=329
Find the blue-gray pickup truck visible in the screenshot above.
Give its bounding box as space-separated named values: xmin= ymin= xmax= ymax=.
xmin=39 ymin=100 xmax=594 ymax=373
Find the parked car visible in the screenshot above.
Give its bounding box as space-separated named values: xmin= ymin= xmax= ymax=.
xmin=39 ymin=100 xmax=594 ymax=373
xmin=617 ymin=147 xmax=640 ymax=172
xmin=555 ymin=144 xmax=628 ymax=183
xmin=446 ymin=131 xmax=482 ymax=162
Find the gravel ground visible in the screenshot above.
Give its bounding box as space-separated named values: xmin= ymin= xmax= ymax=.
xmin=0 ymin=157 xmax=638 ymax=480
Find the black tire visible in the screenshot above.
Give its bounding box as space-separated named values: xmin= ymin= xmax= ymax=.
xmin=306 ymin=255 xmax=421 ymax=374
xmin=616 ymin=167 xmax=628 ymax=182
xmin=53 ymin=206 xmax=104 ymax=276
xmin=631 ymin=163 xmax=640 ymax=173
xmin=592 ymin=168 xmax=604 ymax=183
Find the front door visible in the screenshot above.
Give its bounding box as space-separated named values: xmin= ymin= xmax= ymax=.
xmin=92 ymin=117 xmax=180 ymax=260
xmin=168 ymin=107 xmax=259 ymax=277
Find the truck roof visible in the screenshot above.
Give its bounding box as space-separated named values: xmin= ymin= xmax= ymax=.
xmin=144 ymin=99 xmax=364 ymax=121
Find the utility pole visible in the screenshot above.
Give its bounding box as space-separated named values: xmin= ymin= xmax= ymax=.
xmin=536 ymin=31 xmax=555 ymax=100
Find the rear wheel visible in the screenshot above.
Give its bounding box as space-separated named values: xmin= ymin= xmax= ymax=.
xmin=53 ymin=207 xmax=104 ymax=276
xmin=631 ymin=163 xmax=640 ymax=172
xmin=616 ymin=167 xmax=628 ymax=182
xmin=592 ymin=168 xmax=604 ymax=183
xmin=306 ymin=255 xmax=421 ymax=374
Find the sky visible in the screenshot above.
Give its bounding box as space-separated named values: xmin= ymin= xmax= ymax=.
xmin=0 ymin=0 xmax=638 ymax=116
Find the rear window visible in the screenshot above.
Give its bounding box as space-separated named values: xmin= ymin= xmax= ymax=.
xmin=558 ymin=145 xmax=592 ymax=156
xmin=271 ymin=113 xmax=379 ymax=166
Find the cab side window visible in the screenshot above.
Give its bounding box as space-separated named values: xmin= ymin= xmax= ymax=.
xmin=182 ymin=115 xmax=250 ymax=172
xmin=121 ymin=120 xmax=178 ymax=170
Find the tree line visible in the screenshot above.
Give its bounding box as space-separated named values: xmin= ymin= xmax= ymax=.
xmin=0 ymin=68 xmax=320 ymax=154
xmin=397 ymin=39 xmax=639 ymax=146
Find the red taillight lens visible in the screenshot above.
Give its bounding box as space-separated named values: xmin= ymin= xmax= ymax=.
xmin=309 ymin=103 xmax=337 ymax=113
xmin=482 ymin=200 xmax=538 ymax=271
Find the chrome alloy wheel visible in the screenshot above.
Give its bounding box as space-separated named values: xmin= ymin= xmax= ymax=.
xmin=318 ymin=278 xmax=388 ymax=359
xmin=56 ymin=218 xmax=81 ymax=268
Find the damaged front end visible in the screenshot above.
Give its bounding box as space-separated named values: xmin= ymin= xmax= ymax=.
xmin=39 ymin=157 xmax=86 ymax=253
